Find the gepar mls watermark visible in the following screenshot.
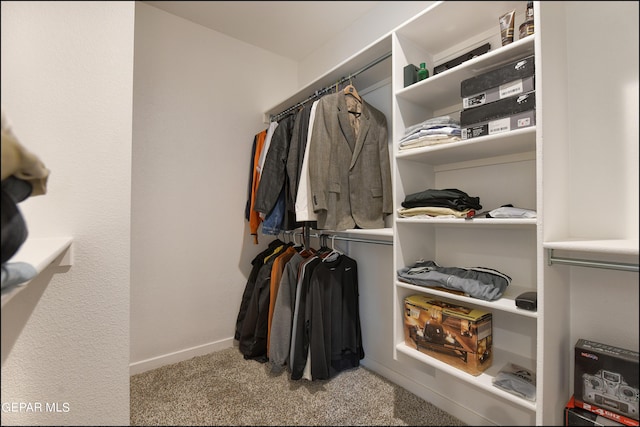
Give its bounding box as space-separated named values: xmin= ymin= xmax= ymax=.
xmin=2 ymin=401 xmax=70 ymax=413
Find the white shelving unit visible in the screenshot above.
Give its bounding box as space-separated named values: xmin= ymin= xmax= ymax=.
xmin=1 ymin=236 xmax=73 ymax=308
xmin=389 ymin=1 xmax=638 ymax=424
xmin=391 ymin=1 xmax=550 ymax=425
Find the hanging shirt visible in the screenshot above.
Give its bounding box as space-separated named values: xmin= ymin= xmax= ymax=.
xmin=257 ymin=121 xmax=279 ymax=181
xmin=308 ymin=253 xmax=364 ymax=380
xmin=295 ymin=100 xmax=320 ymax=222
xmin=266 ymin=245 xmax=297 ymax=357
xmin=249 ymin=129 xmax=268 ymax=243
xmin=286 ymin=104 xmax=313 ymax=210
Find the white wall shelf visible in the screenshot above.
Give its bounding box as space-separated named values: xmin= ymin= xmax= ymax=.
xmin=1 ymin=236 xmax=73 ymax=308
xmin=396 ymin=281 xmax=538 ymax=319
xmin=396 ymin=127 xmax=535 ymax=165
xmin=395 ymin=36 xmax=534 ymax=111
xmin=396 ymin=217 xmax=536 ymax=227
xmin=543 ymin=239 xmax=639 ymax=256
xmin=395 ymin=342 xmax=537 ymax=412
xmin=337 ymin=228 xmax=393 ymax=237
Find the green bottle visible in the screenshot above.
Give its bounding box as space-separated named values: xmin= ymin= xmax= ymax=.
xmin=417 ymin=62 xmax=429 ymax=81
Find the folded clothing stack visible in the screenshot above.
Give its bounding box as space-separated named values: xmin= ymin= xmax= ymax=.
xmin=398 ymin=116 xmax=461 ymax=150
xmin=398 ymin=188 xmax=481 ymax=219
xmin=397 ymin=259 xmax=511 ymax=301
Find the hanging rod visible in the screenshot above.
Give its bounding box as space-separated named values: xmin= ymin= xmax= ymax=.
xmin=283 ymin=229 xmax=392 ymax=247
xmin=547 ymin=249 xmax=639 ymax=272
xmin=270 ymin=51 xmax=392 ymax=122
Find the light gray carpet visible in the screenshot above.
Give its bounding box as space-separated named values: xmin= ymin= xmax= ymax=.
xmin=130 ymin=346 xmax=466 ymax=426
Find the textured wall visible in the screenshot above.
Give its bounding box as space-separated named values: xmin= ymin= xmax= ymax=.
xmin=1 ymin=2 xmax=134 ymax=425
xmin=129 ymin=2 xmax=298 ymax=372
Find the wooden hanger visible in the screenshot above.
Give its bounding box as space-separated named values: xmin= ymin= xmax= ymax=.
xmin=343 ymin=83 xmax=362 ymax=103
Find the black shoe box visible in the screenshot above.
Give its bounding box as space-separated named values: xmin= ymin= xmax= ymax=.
xmin=462 ymin=75 xmax=535 ymax=109
xmin=460 ymin=54 xmax=535 ymax=98
xmin=433 ymin=42 xmax=491 ymax=75
xmin=460 ymin=91 xmax=535 ymax=127
xmin=461 ymin=109 xmax=535 ymax=140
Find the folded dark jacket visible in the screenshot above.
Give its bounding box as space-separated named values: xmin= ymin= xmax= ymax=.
xmin=397 ymin=260 xmax=510 ymax=301
xmin=1 ymin=177 xmax=32 ymax=265
xmin=401 ymin=188 xmax=482 ymax=211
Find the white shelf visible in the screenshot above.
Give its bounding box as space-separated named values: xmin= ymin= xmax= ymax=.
xmin=396 ymin=217 xmax=536 ymax=228
xmin=395 ymin=342 xmax=537 ymax=411
xmin=396 ymin=281 xmax=538 ymax=319
xmin=335 ymin=228 xmax=393 ymax=238
xmin=395 ymin=36 xmax=534 ymax=112
xmin=395 ymin=1 xmax=525 ymax=56
xmin=1 ymin=236 xmax=73 ymax=308
xmin=396 ymin=127 xmax=536 ymax=165
xmin=543 ymin=239 xmax=639 ymax=256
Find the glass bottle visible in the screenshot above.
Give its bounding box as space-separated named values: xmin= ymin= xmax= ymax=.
xmin=417 ymin=62 xmax=429 ymax=81
xmin=526 ymin=1 xmax=534 ymax=23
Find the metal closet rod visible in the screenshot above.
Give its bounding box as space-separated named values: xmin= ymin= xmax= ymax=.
xmin=270 ymin=51 xmax=392 ymax=122
xmin=282 ymin=229 xmax=392 ymax=247
xmin=547 ymin=249 xmax=639 ymax=272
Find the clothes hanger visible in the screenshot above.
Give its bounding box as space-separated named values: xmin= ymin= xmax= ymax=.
xmin=343 ymin=75 xmax=362 ymax=103
xmin=323 ymin=235 xmax=342 ymax=262
xmin=317 ymin=234 xmax=331 ymax=255
xmin=292 ymin=231 xmax=301 ymax=248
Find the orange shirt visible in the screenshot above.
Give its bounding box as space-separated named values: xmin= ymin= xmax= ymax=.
xmin=249 ymin=129 xmax=267 ymax=243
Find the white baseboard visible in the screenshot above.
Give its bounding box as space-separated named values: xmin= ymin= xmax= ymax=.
xmin=361 ymin=357 xmax=495 ymax=426
xmin=129 ymin=337 xmax=235 ymax=375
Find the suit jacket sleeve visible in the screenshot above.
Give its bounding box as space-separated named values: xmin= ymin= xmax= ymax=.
xmin=255 ymin=116 xmax=294 ymax=215
xmin=308 ymin=96 xmax=332 ymax=213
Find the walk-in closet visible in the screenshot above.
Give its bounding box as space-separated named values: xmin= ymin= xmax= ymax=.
xmin=1 ymin=1 xmax=638 ymax=426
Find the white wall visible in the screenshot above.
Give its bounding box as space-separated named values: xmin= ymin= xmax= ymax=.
xmin=1 ymin=1 xmax=135 ymax=425
xmin=563 ymin=0 xmax=639 ymax=363
xmin=129 ymin=2 xmax=298 ymax=372
xmin=297 ymin=1 xmax=435 ymax=87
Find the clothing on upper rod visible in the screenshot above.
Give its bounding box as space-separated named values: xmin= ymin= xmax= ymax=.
xmin=247 ymin=80 xmax=392 ymax=241
xmin=270 ymin=51 xmax=391 ymax=122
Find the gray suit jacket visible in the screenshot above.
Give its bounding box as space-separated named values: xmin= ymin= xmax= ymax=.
xmin=308 ymin=92 xmax=392 ymax=230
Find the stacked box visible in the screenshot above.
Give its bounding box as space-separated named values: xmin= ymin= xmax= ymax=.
xmin=461 ymin=55 xmax=535 ymax=98
xmin=574 ymin=339 xmax=639 ymax=426
xmin=565 ymin=395 xmax=625 ymax=426
xmin=462 ymin=75 xmax=535 ymax=109
xmin=403 ymin=294 xmax=492 ymax=376
xmin=460 ymin=91 xmax=535 ymax=127
xmin=460 ymin=54 xmax=536 ymax=139
xmin=461 ymin=109 xmax=536 ymax=140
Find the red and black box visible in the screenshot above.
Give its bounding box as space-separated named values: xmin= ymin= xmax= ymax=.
xmin=565 ymin=395 xmax=625 ymax=426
